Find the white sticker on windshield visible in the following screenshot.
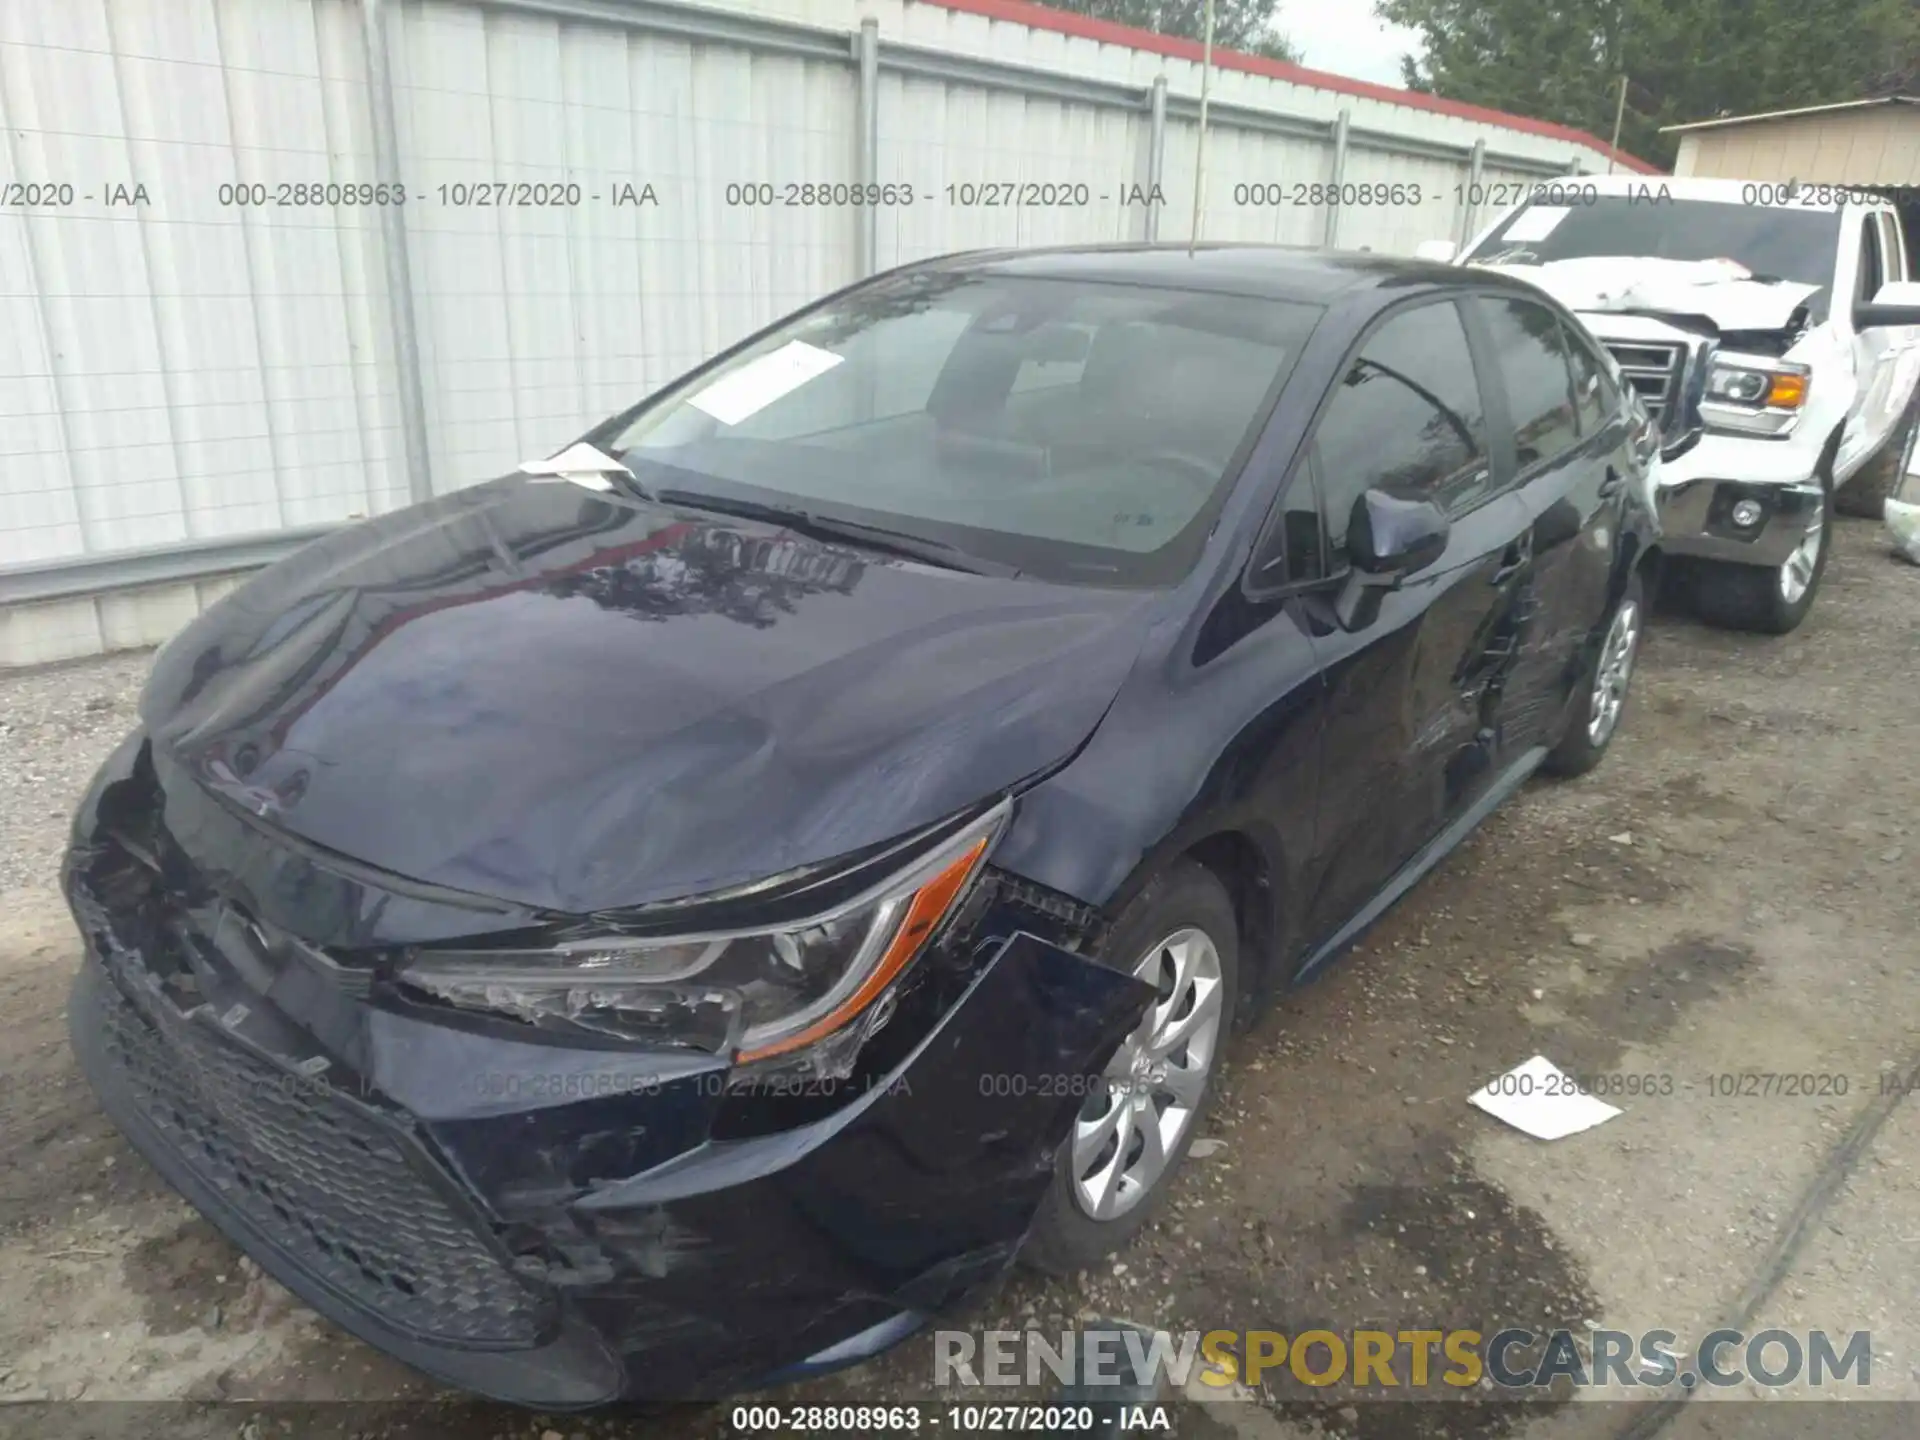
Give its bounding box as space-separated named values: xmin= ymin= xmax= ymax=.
xmin=686 ymin=340 xmax=844 ymax=426
xmin=1502 ymin=205 xmax=1570 ymax=243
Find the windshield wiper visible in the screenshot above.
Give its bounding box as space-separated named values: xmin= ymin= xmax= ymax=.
xmin=653 ymin=489 xmax=1014 ymax=576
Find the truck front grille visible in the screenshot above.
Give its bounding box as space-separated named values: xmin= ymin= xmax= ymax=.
xmin=1602 ymin=340 xmax=1687 ymax=431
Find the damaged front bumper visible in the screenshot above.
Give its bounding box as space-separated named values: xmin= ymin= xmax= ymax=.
xmin=1654 ymin=435 xmax=1823 ymax=569
xmin=64 ymin=734 xmax=1151 ymax=1406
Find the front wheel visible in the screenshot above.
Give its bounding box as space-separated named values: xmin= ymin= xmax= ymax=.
xmin=1694 ymin=482 xmax=1831 ymax=635
xmin=1021 ymin=862 xmax=1239 ymax=1276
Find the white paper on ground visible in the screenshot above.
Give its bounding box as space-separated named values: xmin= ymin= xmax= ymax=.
xmin=1888 ymin=498 xmax=1920 ymax=566
xmin=1503 ymin=205 xmax=1570 ymax=244
xmin=517 ymin=441 xmax=632 ymax=491
xmin=1468 ymin=1054 xmax=1622 ymax=1140
xmin=687 ymin=340 xmax=844 ymax=426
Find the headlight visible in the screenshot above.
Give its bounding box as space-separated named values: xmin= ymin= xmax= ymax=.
xmin=1702 ymin=356 xmax=1810 ymax=436
xmin=396 ymin=802 xmax=1006 ymax=1066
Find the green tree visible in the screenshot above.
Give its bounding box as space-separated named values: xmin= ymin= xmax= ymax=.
xmin=1375 ymin=0 xmax=1920 ymax=168
xmin=1243 ymin=29 xmax=1304 ymax=63
xmin=1048 ymin=0 xmax=1301 ymax=60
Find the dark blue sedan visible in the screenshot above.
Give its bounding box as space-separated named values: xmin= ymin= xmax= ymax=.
xmin=64 ymin=245 xmax=1657 ymax=1406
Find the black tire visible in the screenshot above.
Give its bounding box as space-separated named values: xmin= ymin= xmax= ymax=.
xmin=1694 ymin=480 xmax=1833 ymax=635
xmin=1021 ymin=861 xmax=1240 ymax=1277
xmin=1835 ymin=406 xmax=1919 ymax=520
xmin=1543 ymin=570 xmax=1644 ymax=778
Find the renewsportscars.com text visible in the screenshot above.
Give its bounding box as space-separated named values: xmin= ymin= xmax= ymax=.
xmin=934 ymin=1326 xmax=1872 ymax=1392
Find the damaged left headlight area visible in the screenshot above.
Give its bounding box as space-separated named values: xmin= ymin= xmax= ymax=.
xmin=395 ymin=801 xmax=1009 ymax=1079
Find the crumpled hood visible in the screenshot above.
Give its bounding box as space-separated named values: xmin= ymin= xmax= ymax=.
xmin=140 ymin=477 xmax=1155 ymax=915
xmin=1482 ymin=256 xmax=1820 ymax=333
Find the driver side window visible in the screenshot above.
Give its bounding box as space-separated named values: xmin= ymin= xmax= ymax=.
xmin=1252 ymin=299 xmax=1488 ymax=586
xmin=1316 ymin=300 xmax=1491 ymax=557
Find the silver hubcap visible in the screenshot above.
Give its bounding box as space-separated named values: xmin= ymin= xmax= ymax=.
xmin=1070 ymin=927 xmax=1224 ymax=1221
xmin=1587 ymin=598 xmax=1640 ymax=746
xmin=1779 ymin=504 xmax=1825 ymax=604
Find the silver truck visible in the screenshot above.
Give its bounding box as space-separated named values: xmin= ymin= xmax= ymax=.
xmin=1420 ymin=176 xmax=1920 ymax=632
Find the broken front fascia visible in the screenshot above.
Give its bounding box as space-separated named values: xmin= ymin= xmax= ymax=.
xmin=64 ymin=732 xmax=1154 ymax=1403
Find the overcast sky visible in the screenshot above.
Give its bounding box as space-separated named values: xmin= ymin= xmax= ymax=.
xmin=1272 ymin=0 xmax=1422 ymax=87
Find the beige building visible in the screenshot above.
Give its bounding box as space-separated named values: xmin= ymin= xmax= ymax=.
xmin=1665 ymin=95 xmax=1920 ymax=184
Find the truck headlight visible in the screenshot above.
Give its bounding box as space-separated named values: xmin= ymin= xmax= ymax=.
xmin=396 ymin=803 xmax=1006 ymax=1065
xmin=1702 ymin=357 xmax=1810 ymax=436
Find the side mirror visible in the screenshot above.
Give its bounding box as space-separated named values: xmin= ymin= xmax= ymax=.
xmin=1335 ymin=488 xmax=1450 ymax=630
xmin=1854 ymin=280 xmax=1920 ymax=332
xmin=1351 ymin=488 xmax=1450 ymax=575
xmin=1414 ymin=239 xmax=1459 ymax=264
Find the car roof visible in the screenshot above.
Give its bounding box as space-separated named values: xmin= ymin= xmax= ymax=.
xmin=912 ymin=243 xmax=1493 ymax=308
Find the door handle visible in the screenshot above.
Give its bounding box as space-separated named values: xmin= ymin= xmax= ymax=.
xmin=1490 ymin=533 xmax=1531 ymax=584
xmin=1598 ymin=465 xmax=1625 ymax=498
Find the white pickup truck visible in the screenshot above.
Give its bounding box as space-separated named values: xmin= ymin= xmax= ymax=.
xmin=1420 ymin=175 xmax=1920 ymax=632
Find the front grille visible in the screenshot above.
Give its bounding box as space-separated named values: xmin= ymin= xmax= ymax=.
xmin=1603 ymin=340 xmax=1686 ymax=429
xmin=88 ymin=955 xmax=552 ymax=1347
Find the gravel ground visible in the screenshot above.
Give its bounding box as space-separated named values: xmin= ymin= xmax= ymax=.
xmin=2 ymin=519 xmax=1918 ymax=1440
xmin=0 ymin=652 xmax=148 ymax=897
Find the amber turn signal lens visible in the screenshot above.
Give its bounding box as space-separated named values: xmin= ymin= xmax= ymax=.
xmin=734 ymin=833 xmax=991 ymax=1064
xmin=1765 ymin=372 xmax=1809 ymax=409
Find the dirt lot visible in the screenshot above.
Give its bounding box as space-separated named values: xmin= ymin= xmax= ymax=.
xmin=2 ymin=519 xmax=1918 ymax=1440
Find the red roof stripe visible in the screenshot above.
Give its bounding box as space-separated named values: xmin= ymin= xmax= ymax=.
xmin=913 ymin=0 xmax=1664 ymax=175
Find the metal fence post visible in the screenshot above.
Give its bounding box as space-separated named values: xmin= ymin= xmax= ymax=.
xmin=1455 ymin=137 xmax=1486 ymax=252
xmin=855 ymin=17 xmax=880 ymax=276
xmin=359 ymin=0 xmax=434 ymax=505
xmin=1324 ymin=108 xmax=1349 ymax=248
xmin=1144 ymin=75 xmax=1167 ymax=242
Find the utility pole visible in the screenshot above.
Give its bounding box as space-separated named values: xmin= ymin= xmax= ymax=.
xmin=1189 ymin=0 xmax=1216 ymax=250
xmin=1607 ymin=74 xmax=1628 ymax=173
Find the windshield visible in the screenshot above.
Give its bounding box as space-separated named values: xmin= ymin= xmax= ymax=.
xmin=604 ymin=272 xmax=1322 ymax=586
xmin=1466 ymin=197 xmax=1842 ymax=316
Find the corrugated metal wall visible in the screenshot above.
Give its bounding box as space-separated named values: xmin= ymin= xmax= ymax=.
xmin=0 ymin=0 xmax=403 ymax=558
xmin=1 ymin=0 xmax=1633 ymax=665
xmin=387 ymin=2 xmax=865 ymax=491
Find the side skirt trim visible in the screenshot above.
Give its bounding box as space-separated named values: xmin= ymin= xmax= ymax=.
xmin=1295 ymin=745 xmax=1548 ymax=985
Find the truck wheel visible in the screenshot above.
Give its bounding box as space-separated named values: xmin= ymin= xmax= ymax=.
xmin=1693 ymin=482 xmax=1831 ymax=635
xmin=1836 ymin=407 xmax=1919 ymax=519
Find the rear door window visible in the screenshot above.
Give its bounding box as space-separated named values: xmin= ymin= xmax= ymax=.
xmin=1560 ymin=319 xmax=1616 ymax=438
xmin=1475 ymin=297 xmax=1582 ymax=470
